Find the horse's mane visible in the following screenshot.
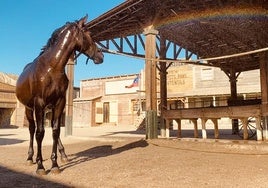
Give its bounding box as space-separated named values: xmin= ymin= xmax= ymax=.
xmin=39 ymin=21 xmax=75 ymax=55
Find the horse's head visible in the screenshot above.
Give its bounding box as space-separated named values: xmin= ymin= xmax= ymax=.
xmin=76 ymin=15 xmax=104 ymax=64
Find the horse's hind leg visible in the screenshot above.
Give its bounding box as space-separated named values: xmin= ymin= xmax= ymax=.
xmin=58 ymin=138 xmax=68 ymax=163
xmin=50 ymin=98 xmax=66 ymax=174
xmin=25 ymin=109 xmax=35 ymax=165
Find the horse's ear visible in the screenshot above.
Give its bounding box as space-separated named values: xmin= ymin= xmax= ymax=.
xmin=78 ymin=15 xmax=88 ymax=27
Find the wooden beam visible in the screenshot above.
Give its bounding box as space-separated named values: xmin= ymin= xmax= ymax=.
xmin=225 ymin=69 xmax=240 ymax=134
xmin=201 ymin=118 xmax=207 ymax=139
xmin=165 ymin=119 xmax=171 ymax=138
xmin=144 ymin=27 xmax=158 ymax=111
xmin=260 ymin=52 xmax=268 ymax=140
xmin=240 ymin=118 xmax=249 ymax=140
xmin=162 ymin=105 xmax=261 ymax=119
xmin=191 ymin=119 xmax=199 ymax=138
xmin=144 ymin=26 xmax=158 ymax=139
xmin=65 ymin=57 xmax=74 ymax=136
xmin=97 ymin=35 xmax=196 ymax=62
xmin=256 ymin=116 xmax=262 ymax=141
xmin=175 ymin=119 xmax=181 ymax=138
xmin=211 ymin=118 xmax=219 ymax=139
xmin=260 ymin=52 xmax=268 ymax=107
xmin=159 ymin=36 xmax=168 ymax=137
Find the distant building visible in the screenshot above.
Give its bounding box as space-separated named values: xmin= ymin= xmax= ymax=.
xmin=1 ymin=63 xmax=261 ymax=128
xmin=0 ymin=72 xmax=80 ymax=127
xmin=0 ymin=72 xmax=20 ymax=127
xmin=73 ymin=73 xmax=144 ymax=127
xmin=73 ymin=64 xmax=261 ymax=127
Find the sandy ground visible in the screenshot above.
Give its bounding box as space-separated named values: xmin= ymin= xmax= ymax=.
xmin=1 ymin=125 xmax=268 ymax=188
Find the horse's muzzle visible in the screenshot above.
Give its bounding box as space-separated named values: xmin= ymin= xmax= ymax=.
xmin=93 ymin=52 xmax=104 ymax=64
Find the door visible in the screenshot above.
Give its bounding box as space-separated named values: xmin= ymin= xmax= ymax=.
xmin=95 ymin=102 xmax=103 ymax=123
xmin=103 ymin=102 xmax=110 ymax=123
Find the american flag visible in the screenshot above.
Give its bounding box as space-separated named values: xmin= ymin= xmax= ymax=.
xmin=125 ymin=75 xmax=139 ymax=88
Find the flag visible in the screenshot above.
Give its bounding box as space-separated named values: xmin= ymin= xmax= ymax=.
xmin=125 ymin=75 xmax=139 ymax=88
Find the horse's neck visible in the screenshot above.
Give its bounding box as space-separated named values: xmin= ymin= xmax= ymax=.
xmin=46 ymin=30 xmax=77 ymax=71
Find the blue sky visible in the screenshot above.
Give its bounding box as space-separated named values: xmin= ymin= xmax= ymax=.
xmin=0 ymin=0 xmax=144 ymax=86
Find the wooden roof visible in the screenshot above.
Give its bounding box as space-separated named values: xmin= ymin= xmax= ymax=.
xmin=86 ymin=0 xmax=268 ymax=72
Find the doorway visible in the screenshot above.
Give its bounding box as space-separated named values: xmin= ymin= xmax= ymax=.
xmin=103 ymin=102 xmax=110 ymax=123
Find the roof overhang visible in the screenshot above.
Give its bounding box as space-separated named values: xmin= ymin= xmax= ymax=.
xmin=86 ymin=0 xmax=268 ymax=72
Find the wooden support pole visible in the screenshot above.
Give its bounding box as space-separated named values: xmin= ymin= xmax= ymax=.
xmin=146 ymin=110 xmax=158 ymax=139
xmin=260 ymin=52 xmax=268 ymax=104
xmin=201 ymin=118 xmax=207 ymax=139
xmin=165 ymin=119 xmax=170 ymax=138
xmin=263 ymin=117 xmax=268 ymax=140
xmin=229 ymin=69 xmax=239 ymax=134
xmin=65 ymin=57 xmax=74 ymax=136
xmin=144 ymin=26 xmax=158 ymax=139
xmin=175 ymin=119 xmax=181 ymax=138
xmin=240 ymin=118 xmax=249 ymax=140
xmin=159 ymin=36 xmax=168 ymax=138
xmin=256 ymin=116 xmax=262 ymax=141
xmin=191 ymin=119 xmax=198 ymax=138
xmin=211 ymin=118 xmax=219 ymax=139
xmin=260 ymin=52 xmax=268 ymax=140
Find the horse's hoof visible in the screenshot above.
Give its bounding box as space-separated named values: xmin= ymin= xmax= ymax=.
xmin=61 ymin=157 xmax=69 ymax=163
xmin=26 ymin=160 xmax=34 ymax=166
xmin=36 ymin=168 xmax=46 ymax=175
xmin=50 ymin=167 xmax=61 ymax=174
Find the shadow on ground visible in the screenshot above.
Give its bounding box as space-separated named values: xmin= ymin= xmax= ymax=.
xmin=101 ymin=129 xmax=146 ymax=137
xmin=0 ymin=125 xmax=20 ymax=129
xmin=61 ymin=139 xmax=148 ymax=171
xmin=0 ymin=165 xmax=71 ymax=187
xmin=0 ymin=133 xmax=26 ymax=146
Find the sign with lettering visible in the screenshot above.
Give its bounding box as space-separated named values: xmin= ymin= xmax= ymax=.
xmin=166 ymin=65 xmax=193 ymax=93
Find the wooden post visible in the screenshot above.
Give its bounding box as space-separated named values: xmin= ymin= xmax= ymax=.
xmin=175 ymin=119 xmax=181 ymax=138
xmin=229 ymin=69 xmax=239 ymax=134
xmin=240 ymin=118 xmax=249 ymax=140
xmin=144 ymin=26 xmax=158 ymax=139
xmin=191 ymin=119 xmax=198 ymax=138
xmin=146 ymin=110 xmax=158 ymax=139
xmin=159 ymin=36 xmax=168 ymax=137
xmin=201 ymin=118 xmax=207 ymax=139
xmin=165 ymin=119 xmax=170 ymax=138
xmin=260 ymin=52 xmax=268 ymax=140
xmin=211 ymin=118 xmax=219 ymax=139
xmin=65 ymin=57 xmax=74 ymax=136
xmin=263 ymin=117 xmax=268 ymax=140
xmin=256 ymin=116 xmax=262 ymax=141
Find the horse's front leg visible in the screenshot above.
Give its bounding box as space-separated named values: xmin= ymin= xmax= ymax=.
xmin=25 ymin=109 xmax=35 ymax=165
xmin=34 ymin=106 xmax=46 ymax=175
xmin=50 ymin=98 xmax=66 ymax=174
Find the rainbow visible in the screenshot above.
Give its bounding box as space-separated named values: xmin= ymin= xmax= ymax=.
xmin=156 ymin=6 xmax=268 ymax=28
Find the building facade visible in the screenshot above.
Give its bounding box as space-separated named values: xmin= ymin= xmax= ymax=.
xmin=73 ymin=63 xmax=261 ymax=127
xmin=0 ymin=63 xmax=261 ymax=128
xmin=73 ymin=73 xmax=144 ymax=127
xmin=0 ymin=72 xmax=80 ymax=128
xmin=0 ymin=72 xmax=21 ymax=127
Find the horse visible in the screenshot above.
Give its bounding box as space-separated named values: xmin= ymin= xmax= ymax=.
xmin=15 ymin=15 xmax=103 ymax=175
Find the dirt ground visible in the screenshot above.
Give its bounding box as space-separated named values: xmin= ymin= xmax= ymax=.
xmin=1 ymin=126 xmax=268 ymax=188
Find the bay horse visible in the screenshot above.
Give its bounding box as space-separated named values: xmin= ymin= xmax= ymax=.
xmin=15 ymin=15 xmax=103 ymax=175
